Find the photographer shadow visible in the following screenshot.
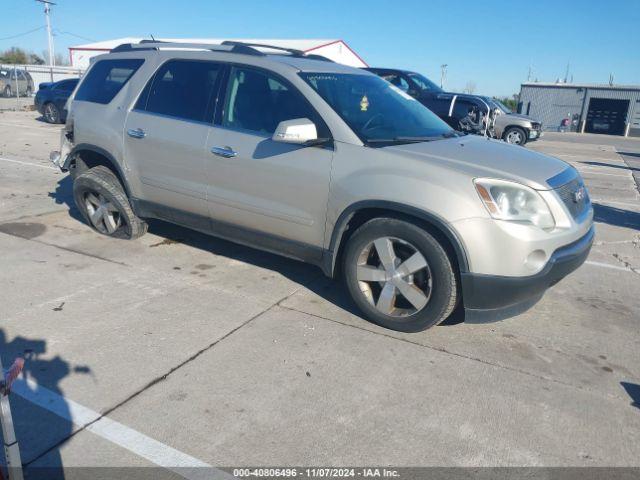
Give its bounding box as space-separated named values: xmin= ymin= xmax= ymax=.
xmin=0 ymin=329 xmax=88 ymax=480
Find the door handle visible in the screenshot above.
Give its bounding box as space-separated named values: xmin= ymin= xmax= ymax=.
xmin=211 ymin=146 xmax=237 ymax=158
xmin=127 ymin=128 xmax=146 ymax=139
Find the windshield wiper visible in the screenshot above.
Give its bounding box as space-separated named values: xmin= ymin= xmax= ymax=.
xmin=366 ymin=136 xmax=439 ymax=145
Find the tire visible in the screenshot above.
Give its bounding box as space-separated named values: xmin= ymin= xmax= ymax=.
xmin=73 ymin=166 xmax=147 ymax=239
xmin=503 ymin=126 xmax=528 ymax=146
xmin=3 ymin=85 xmax=11 ymax=98
xmin=343 ymin=217 xmax=458 ymax=332
xmin=26 ymin=86 xmax=32 ymax=96
xmin=43 ymin=102 xmax=61 ymax=124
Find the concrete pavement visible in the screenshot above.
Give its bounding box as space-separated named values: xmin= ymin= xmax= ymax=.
xmin=0 ymin=112 xmax=638 ymax=476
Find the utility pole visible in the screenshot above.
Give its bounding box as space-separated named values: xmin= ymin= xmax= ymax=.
xmin=36 ymin=0 xmax=56 ymax=66
xmin=440 ymin=64 xmax=448 ymax=89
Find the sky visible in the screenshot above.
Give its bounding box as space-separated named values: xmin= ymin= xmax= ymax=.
xmin=2 ymin=0 xmax=639 ymax=97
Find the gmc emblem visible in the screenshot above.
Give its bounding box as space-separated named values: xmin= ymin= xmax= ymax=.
xmin=573 ymin=186 xmax=586 ymax=204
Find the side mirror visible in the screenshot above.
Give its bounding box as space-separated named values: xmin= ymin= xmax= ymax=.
xmin=272 ymin=118 xmax=318 ymax=144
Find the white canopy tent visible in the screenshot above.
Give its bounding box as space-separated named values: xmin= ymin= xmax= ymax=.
xmin=68 ymin=38 xmax=367 ymax=69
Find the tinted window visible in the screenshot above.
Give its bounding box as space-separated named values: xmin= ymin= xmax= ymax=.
xmin=223 ymin=68 xmax=320 ymax=135
xmin=301 ymin=73 xmax=452 ymax=145
xmin=381 ymin=73 xmax=410 ymax=92
xmin=57 ymin=79 xmax=78 ymax=92
xmin=136 ymin=60 xmax=222 ymax=123
xmin=75 ymin=59 xmax=143 ymax=104
xmin=407 ymin=73 xmax=442 ymax=92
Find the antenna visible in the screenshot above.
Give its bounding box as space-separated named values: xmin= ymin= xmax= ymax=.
xmin=563 ymin=61 xmax=570 ymax=83
xmin=150 ymin=34 xmax=155 ymax=41
xmin=35 ymin=0 xmax=56 ymax=66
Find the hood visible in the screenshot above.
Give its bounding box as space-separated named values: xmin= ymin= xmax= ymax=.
xmin=504 ymin=112 xmax=536 ymax=121
xmin=383 ymin=135 xmax=569 ymax=190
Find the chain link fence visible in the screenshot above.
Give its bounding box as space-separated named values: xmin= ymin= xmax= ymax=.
xmin=0 ymin=63 xmax=85 ymax=111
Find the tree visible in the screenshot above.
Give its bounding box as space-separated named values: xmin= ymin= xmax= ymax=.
xmin=0 ymin=47 xmax=29 ymax=64
xmin=0 ymin=47 xmax=49 ymax=65
xmin=463 ymin=81 xmax=477 ymax=94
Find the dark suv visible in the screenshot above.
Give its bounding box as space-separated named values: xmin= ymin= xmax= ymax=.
xmin=35 ymin=78 xmax=79 ymax=123
xmin=366 ymin=68 xmax=542 ymax=145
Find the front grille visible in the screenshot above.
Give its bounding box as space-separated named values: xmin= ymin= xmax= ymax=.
xmin=555 ymin=178 xmax=590 ymax=219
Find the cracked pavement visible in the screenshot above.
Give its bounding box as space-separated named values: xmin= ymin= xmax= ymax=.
xmin=0 ymin=112 xmax=639 ymax=473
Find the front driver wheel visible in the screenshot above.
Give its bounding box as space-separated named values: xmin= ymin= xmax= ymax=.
xmin=343 ymin=218 xmax=458 ymax=332
xmin=73 ymin=166 xmax=147 ymax=239
xmin=503 ymin=126 xmax=528 ymax=146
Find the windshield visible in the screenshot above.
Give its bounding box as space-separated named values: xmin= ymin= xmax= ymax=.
xmin=300 ymin=73 xmax=454 ymax=145
xmin=407 ymin=72 xmax=442 ymax=92
xmin=488 ymin=98 xmax=512 ymax=114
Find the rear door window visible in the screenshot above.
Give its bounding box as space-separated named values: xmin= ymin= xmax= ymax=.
xmin=75 ymin=59 xmax=144 ymax=104
xmin=135 ymin=59 xmax=222 ymax=123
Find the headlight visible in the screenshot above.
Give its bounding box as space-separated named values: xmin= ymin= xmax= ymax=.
xmin=474 ymin=178 xmax=555 ymax=230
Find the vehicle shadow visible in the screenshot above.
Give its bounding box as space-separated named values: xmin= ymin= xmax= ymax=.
xmin=48 ymin=175 xmax=84 ymax=223
xmin=48 ymin=174 xmax=467 ymax=327
xmin=580 ymin=160 xmax=639 ymax=172
xmin=617 ymin=151 xmax=640 ymax=159
xmin=592 ymin=203 xmax=640 ymax=231
xmin=0 ymin=330 xmax=86 ymax=479
xmin=620 ymin=382 xmax=640 ymax=409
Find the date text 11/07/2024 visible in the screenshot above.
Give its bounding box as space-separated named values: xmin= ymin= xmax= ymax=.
xmin=232 ymin=468 xmax=400 ymax=478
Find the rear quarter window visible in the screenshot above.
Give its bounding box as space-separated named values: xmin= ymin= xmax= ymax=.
xmin=75 ymin=59 xmax=144 ymax=104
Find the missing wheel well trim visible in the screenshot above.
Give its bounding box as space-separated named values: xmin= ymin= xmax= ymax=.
xmin=71 ymin=150 xmax=129 ymax=195
xmin=332 ymin=207 xmax=465 ymax=278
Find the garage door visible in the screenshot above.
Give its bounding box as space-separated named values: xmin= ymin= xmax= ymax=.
xmin=585 ymin=98 xmax=629 ymax=135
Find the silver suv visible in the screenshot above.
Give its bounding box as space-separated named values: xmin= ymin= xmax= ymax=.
xmin=51 ymin=41 xmax=594 ymax=332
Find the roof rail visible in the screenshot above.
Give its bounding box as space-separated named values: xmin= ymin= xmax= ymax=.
xmin=110 ymin=40 xmax=334 ymax=62
xmin=110 ymin=41 xmax=265 ymax=56
xmin=221 ymin=41 xmax=334 ymax=62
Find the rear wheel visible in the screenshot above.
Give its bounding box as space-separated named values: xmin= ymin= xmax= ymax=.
xmin=73 ymin=166 xmax=147 ymax=239
xmin=503 ymin=126 xmax=527 ymax=145
xmin=343 ymin=218 xmax=458 ymax=332
xmin=43 ymin=102 xmax=61 ymax=123
xmin=3 ymin=85 xmax=11 ymax=97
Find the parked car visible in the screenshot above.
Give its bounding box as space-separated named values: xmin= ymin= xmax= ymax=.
xmin=366 ymin=67 xmax=542 ymax=145
xmin=0 ymin=68 xmax=35 ymax=97
xmin=51 ymin=41 xmax=593 ymax=332
xmin=35 ymin=78 xmax=79 ymax=123
xmin=480 ymin=96 xmax=543 ymax=145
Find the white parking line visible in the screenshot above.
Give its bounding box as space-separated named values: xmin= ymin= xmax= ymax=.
xmin=0 ymin=156 xmax=57 ymax=171
xmin=12 ymin=378 xmax=232 ymax=480
xmin=585 ymin=260 xmax=637 ymax=273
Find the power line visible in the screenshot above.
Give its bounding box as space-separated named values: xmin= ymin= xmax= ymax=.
xmin=52 ymin=29 xmax=96 ymax=43
xmin=0 ymin=26 xmax=46 ymax=41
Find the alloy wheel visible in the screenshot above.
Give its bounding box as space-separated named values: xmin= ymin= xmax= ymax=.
xmin=356 ymin=236 xmax=433 ymax=317
xmin=506 ymin=129 xmax=524 ymax=144
xmin=84 ymin=191 xmax=123 ymax=235
xmin=45 ymin=104 xmax=58 ymax=123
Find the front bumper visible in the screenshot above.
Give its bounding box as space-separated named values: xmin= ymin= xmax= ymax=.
xmin=529 ymin=129 xmax=543 ymax=140
xmin=461 ymin=226 xmax=594 ymax=322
